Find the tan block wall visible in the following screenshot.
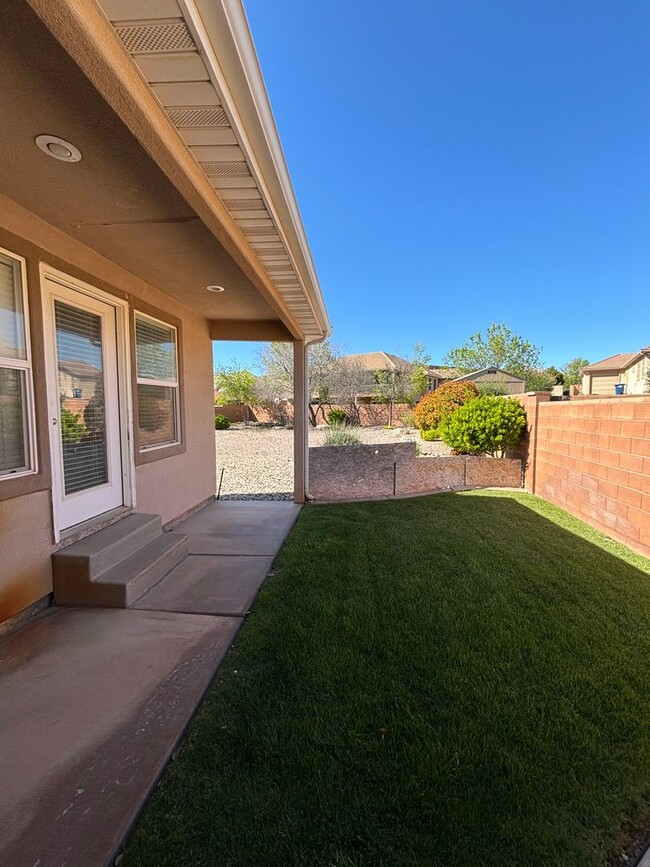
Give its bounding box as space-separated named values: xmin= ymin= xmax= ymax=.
xmin=515 ymin=394 xmax=650 ymax=557
xmin=216 ymin=403 xmax=415 ymax=427
xmin=309 ymin=442 xmax=522 ymax=501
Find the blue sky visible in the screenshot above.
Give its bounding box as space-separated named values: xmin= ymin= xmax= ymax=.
xmin=214 ymin=0 xmax=650 ymax=373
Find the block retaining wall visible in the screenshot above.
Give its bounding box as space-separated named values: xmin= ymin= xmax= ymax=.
xmin=309 ymin=442 xmax=523 ymax=501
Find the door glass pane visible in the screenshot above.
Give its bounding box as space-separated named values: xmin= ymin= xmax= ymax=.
xmin=0 ymin=367 xmax=27 ymax=474
xmin=0 ymin=255 xmax=26 ymax=360
xmin=55 ymin=301 xmax=108 ymax=495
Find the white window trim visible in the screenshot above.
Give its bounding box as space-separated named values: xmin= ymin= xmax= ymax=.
xmin=0 ymin=246 xmax=37 ymax=480
xmin=135 ymin=310 xmax=181 ymax=451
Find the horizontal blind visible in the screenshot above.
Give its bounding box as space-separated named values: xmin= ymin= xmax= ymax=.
xmin=55 ymin=301 xmax=108 ymax=495
xmin=0 ymin=368 xmax=27 ymax=473
xmin=135 ymin=316 xmax=177 ymax=381
xmin=0 ymin=254 xmax=26 ymax=360
xmin=137 ymin=384 xmax=177 ymax=447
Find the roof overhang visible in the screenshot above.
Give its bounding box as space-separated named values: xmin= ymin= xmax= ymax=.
xmin=22 ymin=0 xmax=330 ymax=341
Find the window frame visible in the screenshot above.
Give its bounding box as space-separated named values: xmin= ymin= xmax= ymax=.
xmin=134 ymin=310 xmax=182 ymax=454
xmin=0 ymin=246 xmax=37 ymax=480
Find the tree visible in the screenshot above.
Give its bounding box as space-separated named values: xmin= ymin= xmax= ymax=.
xmin=372 ymin=344 xmax=431 ymax=425
xmin=257 ymin=340 xmax=338 ymax=426
xmin=214 ymin=364 xmax=257 ymax=423
xmin=562 ymin=357 xmax=589 ymax=386
xmin=444 ymin=323 xmax=542 ymax=380
xmin=331 ymin=355 xmax=368 ymax=424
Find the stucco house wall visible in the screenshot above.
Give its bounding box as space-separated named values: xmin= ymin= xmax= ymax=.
xmin=0 ymin=208 xmax=216 ymax=624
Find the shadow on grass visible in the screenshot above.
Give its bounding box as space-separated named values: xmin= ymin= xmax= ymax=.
xmin=123 ymin=490 xmax=650 ymax=867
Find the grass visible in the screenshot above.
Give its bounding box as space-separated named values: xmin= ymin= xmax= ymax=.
xmin=123 ymin=491 xmax=650 ymax=866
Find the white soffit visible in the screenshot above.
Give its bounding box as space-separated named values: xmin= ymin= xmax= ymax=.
xmin=97 ymin=0 xmax=329 ymax=339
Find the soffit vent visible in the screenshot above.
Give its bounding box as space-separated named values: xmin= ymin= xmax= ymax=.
xmin=242 ymin=226 xmax=278 ymax=236
xmin=115 ymin=22 xmax=196 ymax=54
xmin=167 ymin=107 xmax=229 ymax=128
xmin=224 ymin=199 xmax=266 ymax=211
xmin=202 ymin=161 xmax=251 ymax=177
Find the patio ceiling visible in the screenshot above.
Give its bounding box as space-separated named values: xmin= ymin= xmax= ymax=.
xmin=96 ymin=0 xmax=330 ymax=340
xmin=9 ymin=0 xmax=329 ymax=340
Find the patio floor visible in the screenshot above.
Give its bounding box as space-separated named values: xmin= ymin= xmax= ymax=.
xmin=0 ymin=500 xmax=300 ymax=867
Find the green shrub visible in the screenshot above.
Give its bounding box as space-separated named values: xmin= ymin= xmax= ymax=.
xmin=214 ymin=413 xmax=231 ymax=430
xmin=60 ymin=408 xmax=88 ymax=444
xmin=476 ymin=382 xmax=507 ymax=396
xmin=420 ymin=429 xmax=439 ymax=441
xmin=323 ymin=423 xmax=361 ymax=446
xmin=413 ymin=381 xmax=479 ymax=434
xmin=439 ymin=395 xmax=527 ymax=456
xmin=326 ymin=408 xmax=348 ymax=426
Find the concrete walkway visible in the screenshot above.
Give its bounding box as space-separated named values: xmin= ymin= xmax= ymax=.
xmin=0 ymin=500 xmax=300 ymax=867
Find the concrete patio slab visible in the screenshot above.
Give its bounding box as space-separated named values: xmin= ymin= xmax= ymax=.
xmin=186 ymin=531 xmax=292 ymax=556
xmin=133 ymin=554 xmax=275 ymax=615
xmin=178 ymin=499 xmax=301 ymax=538
xmin=0 ymin=607 xmax=240 ymax=867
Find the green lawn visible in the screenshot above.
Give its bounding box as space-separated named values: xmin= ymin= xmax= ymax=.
xmin=124 ymin=491 xmax=650 ymax=867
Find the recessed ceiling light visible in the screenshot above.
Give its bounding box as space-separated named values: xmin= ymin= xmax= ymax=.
xmin=206 ymin=285 xmax=226 ymax=293
xmin=35 ymin=135 xmax=82 ymax=163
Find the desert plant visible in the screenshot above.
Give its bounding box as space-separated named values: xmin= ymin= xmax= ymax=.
xmin=420 ymin=429 xmax=439 ymax=441
xmin=323 ymin=423 xmax=361 ymax=446
xmin=400 ymin=410 xmax=416 ymax=429
xmin=413 ymin=381 xmax=479 ymax=435
xmin=326 ymin=408 xmax=348 ymax=426
xmin=439 ymin=395 xmax=527 ymax=457
xmin=214 ymin=413 xmax=231 ymax=430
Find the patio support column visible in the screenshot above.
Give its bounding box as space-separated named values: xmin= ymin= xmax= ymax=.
xmin=293 ymin=340 xmax=309 ymax=504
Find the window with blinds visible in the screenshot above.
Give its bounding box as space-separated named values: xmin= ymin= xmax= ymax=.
xmin=135 ymin=312 xmax=180 ymax=449
xmin=0 ymin=250 xmax=34 ymax=478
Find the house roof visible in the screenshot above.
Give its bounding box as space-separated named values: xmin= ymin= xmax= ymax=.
xmin=59 ymin=360 xmax=102 ymax=378
xmin=583 ymin=350 xmax=649 ymax=373
xmin=338 ymin=352 xmax=409 ymax=372
xmin=15 ymin=0 xmax=329 ymax=341
xmin=452 ymin=367 xmax=526 ymax=383
xmin=426 ymin=366 xmax=457 ymax=379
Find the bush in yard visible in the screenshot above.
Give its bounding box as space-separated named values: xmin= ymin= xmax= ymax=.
xmin=323 ymin=423 xmax=361 ymax=446
xmin=413 ymin=381 xmax=479 ymax=435
xmin=439 ymin=395 xmax=527 ymax=456
xmin=326 ymin=408 xmax=349 ymax=426
xmin=214 ymin=413 xmax=231 ymax=430
xmin=419 ymin=429 xmax=439 ymax=441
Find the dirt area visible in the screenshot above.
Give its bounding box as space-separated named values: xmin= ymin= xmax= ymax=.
xmin=215 ymin=425 xmax=451 ymax=499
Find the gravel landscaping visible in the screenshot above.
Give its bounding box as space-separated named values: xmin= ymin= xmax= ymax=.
xmin=215 ymin=425 xmax=451 ymax=499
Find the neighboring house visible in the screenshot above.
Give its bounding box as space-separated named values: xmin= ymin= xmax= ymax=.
xmin=582 ymin=349 xmax=650 ymax=395
xmin=0 ymin=0 xmax=329 ymax=626
xmin=58 ymin=359 xmax=102 ymax=400
xmin=425 ymin=366 xmax=457 ymax=391
xmin=337 ymin=351 xmax=412 ymax=399
xmin=452 ymin=367 xmax=526 ymax=394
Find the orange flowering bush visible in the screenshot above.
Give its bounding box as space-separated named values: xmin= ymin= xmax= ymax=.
xmin=413 ymin=381 xmax=479 ymax=435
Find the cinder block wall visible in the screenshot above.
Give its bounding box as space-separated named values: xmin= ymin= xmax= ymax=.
xmin=516 ymin=394 xmax=650 ymax=557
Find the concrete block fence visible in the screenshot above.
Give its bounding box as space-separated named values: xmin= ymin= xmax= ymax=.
xmin=215 ymin=403 xmax=414 ymax=426
xmin=309 ymin=442 xmax=523 ymax=501
xmin=514 ymin=394 xmax=650 ymax=558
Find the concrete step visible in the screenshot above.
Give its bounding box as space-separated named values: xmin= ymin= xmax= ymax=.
xmin=53 ymin=513 xmax=163 ymax=584
xmin=55 ymin=533 xmax=188 ymax=607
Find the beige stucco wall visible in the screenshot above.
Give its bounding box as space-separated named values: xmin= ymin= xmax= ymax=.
xmin=0 ymin=202 xmax=216 ymax=623
xmin=624 ymin=356 xmax=650 ymax=394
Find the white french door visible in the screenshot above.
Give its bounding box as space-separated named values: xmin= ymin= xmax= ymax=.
xmin=44 ymin=273 xmax=127 ymax=532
